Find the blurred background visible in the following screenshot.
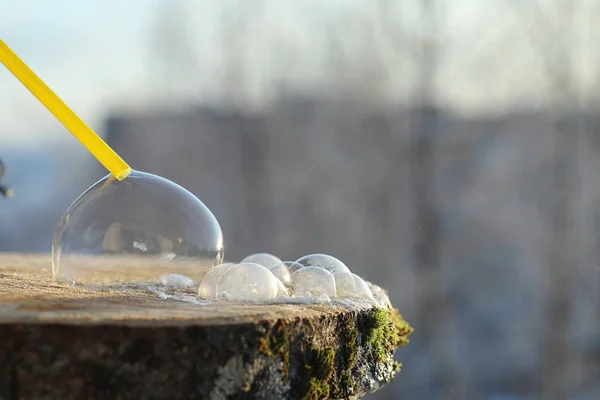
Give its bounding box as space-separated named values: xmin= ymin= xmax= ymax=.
xmin=2 ymin=0 xmax=600 ymax=398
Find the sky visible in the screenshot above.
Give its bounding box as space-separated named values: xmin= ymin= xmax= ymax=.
xmin=0 ymin=1 xmax=157 ymax=144
xmin=0 ymin=0 xmax=594 ymax=145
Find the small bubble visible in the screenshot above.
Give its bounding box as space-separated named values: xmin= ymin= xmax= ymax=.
xmin=295 ymin=254 xmax=350 ymax=274
xmin=216 ymin=262 xmax=279 ymax=302
xmin=367 ymin=282 xmax=392 ymax=308
xmin=334 ymin=272 xmax=354 ymax=298
xmin=198 ymin=263 xmax=235 ymax=300
xmin=159 ymin=273 xmax=195 ymax=288
xmin=241 ymin=253 xmax=282 ymax=269
xmin=351 ymin=275 xmax=374 ymax=300
xmin=334 ymin=272 xmax=375 ymax=301
xmin=291 ymin=266 xmax=336 ymax=297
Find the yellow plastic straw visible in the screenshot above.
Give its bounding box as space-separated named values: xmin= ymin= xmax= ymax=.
xmin=0 ymin=39 xmax=131 ymax=180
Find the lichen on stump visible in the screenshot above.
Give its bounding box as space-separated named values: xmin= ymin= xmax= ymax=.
xmin=0 ymin=254 xmax=412 ymax=399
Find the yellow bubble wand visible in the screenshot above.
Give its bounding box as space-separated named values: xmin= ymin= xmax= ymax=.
xmin=0 ymin=39 xmax=131 ymax=180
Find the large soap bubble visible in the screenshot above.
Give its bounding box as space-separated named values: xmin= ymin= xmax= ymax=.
xmin=295 ymin=253 xmax=350 ymax=274
xmin=216 ymin=262 xmax=279 ymax=302
xmin=241 ymin=253 xmax=282 ymax=269
xmin=52 ymin=171 xmax=224 ymax=284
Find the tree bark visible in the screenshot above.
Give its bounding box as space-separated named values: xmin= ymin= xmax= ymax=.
xmin=0 ymin=254 xmax=412 ymax=400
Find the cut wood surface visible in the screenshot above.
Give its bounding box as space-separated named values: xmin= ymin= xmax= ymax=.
xmin=0 ymin=254 xmax=412 ymax=400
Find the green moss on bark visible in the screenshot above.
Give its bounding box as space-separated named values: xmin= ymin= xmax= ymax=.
xmin=227 ymin=306 xmax=412 ymax=399
xmin=365 ymin=308 xmax=413 ymax=363
xmin=341 ymin=315 xmax=359 ymax=370
xmin=390 ymin=308 xmax=414 ymax=347
xmin=293 ymin=306 xmax=413 ymax=399
xmin=298 ymin=346 xmax=336 ymax=400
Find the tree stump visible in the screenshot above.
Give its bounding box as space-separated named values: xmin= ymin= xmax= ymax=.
xmin=0 ymin=254 xmax=412 ymax=400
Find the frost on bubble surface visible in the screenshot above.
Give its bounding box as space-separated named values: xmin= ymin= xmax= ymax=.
xmin=333 ymin=272 xmax=355 ymax=298
xmin=367 ymin=282 xmax=392 ymax=308
xmin=216 ymin=262 xmax=279 ymax=302
xmin=291 ymin=266 xmax=337 ymax=297
xmin=294 ymin=253 xmax=350 ymax=274
xmin=334 ymin=272 xmax=374 ymax=301
xmin=269 ymin=262 xmax=292 ymax=286
xmin=282 ymin=261 xmax=304 ymax=275
xmin=198 ymin=263 xmax=235 ymax=300
xmin=241 ymin=253 xmax=282 ymax=269
xmin=275 ymin=277 xmax=289 ymax=298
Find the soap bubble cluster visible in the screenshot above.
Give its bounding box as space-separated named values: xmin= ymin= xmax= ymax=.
xmin=197 ymin=252 xmax=388 ymax=307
